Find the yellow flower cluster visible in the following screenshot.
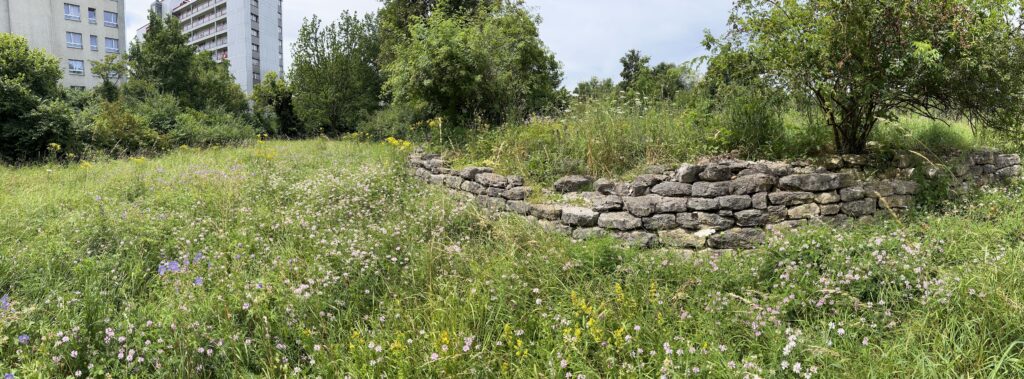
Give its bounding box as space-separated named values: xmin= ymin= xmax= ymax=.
xmin=385 ymin=137 xmax=412 ymax=150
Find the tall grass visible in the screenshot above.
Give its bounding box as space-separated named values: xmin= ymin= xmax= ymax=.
xmin=0 ymin=141 xmax=1022 ymax=377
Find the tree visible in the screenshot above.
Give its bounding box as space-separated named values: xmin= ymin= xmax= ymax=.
xmin=377 ymin=0 xmax=499 ymax=67
xmin=0 ymin=33 xmax=66 ymax=162
xmin=91 ymin=54 xmax=128 ymax=101
xmin=290 ymin=13 xmax=384 ymax=135
xmin=127 ymin=11 xmax=196 ymax=103
xmin=190 ymin=52 xmax=248 ymax=114
xmin=253 ymin=72 xmax=306 ymax=137
xmin=618 ymin=49 xmax=650 ymax=92
xmin=709 ymin=0 xmax=1024 ymax=153
xmin=384 ymin=2 xmax=563 ymax=127
xmin=573 ymin=77 xmax=616 ymax=100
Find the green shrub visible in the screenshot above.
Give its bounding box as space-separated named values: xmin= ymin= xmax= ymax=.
xmin=712 ymin=85 xmax=786 ymax=155
xmin=129 ymin=91 xmax=181 ymax=134
xmin=86 ymin=101 xmax=163 ymax=156
xmin=169 ymin=109 xmax=255 ymax=147
xmin=357 ymin=101 xmax=426 ymax=140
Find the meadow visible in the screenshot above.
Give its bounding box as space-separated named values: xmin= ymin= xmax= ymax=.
xmin=1 ymin=140 xmax=1024 ymax=378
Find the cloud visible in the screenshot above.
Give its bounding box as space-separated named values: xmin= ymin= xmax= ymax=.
xmin=125 ymin=0 xmax=732 ymax=88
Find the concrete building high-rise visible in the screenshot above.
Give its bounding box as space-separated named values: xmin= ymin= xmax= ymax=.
xmin=0 ymin=0 xmax=128 ymax=89
xmin=140 ymin=0 xmax=284 ymax=93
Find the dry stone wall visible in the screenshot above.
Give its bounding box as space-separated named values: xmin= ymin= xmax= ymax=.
xmin=409 ymin=150 xmax=1022 ymax=250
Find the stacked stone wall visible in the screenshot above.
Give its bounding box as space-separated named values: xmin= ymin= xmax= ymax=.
xmin=409 ymin=151 xmax=1022 ymax=249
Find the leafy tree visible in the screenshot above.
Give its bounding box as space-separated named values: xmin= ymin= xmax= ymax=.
xmin=290 ymin=13 xmax=383 ymax=135
xmin=618 ymin=49 xmax=651 ymax=92
xmin=710 ymin=0 xmax=1024 ymax=153
xmin=253 ymin=72 xmax=306 ymax=137
xmin=377 ymin=0 xmax=499 ymax=66
xmin=190 ymin=52 xmax=248 ymax=114
xmin=0 ymin=33 xmax=65 ymax=161
xmin=91 ymin=54 xmax=128 ymax=101
xmin=573 ymin=77 xmax=616 ymax=100
xmin=384 ymin=2 xmax=563 ymax=127
xmin=127 ymin=11 xmax=196 ymax=104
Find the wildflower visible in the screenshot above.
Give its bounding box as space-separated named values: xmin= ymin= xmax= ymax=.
xmin=18 ymin=335 xmax=29 ymax=345
xmin=430 ymin=352 xmax=439 ymax=361
xmin=4 ymin=373 xmax=13 ymax=379
xmin=0 ymin=294 xmax=9 ymax=312
xmin=193 ymin=277 xmax=204 ymax=286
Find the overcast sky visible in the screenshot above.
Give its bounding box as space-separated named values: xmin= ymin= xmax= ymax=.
xmin=125 ymin=0 xmax=733 ymax=87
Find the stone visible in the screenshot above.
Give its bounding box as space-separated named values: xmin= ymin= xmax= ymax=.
xmin=572 ymin=227 xmax=608 ymax=240
xmin=503 ymin=186 xmax=531 ymax=201
xmin=687 ymin=198 xmax=720 ymax=211
xmin=692 ymin=181 xmax=733 ymax=197
xmin=737 ymin=163 xmax=772 ymax=176
xmin=615 ymin=231 xmax=658 ymax=248
xmin=458 ymin=166 xmax=492 ymax=180
xmin=644 ymin=164 xmax=674 ymax=174
xmin=820 ymin=203 xmax=842 ymax=216
xmin=643 ymin=214 xmax=679 ymax=230
xmin=821 ymin=214 xmax=850 ymax=225
xmin=767 ymin=220 xmax=807 ymax=233
xmin=486 ymin=187 xmax=504 ymax=198
xmin=651 ymin=182 xmax=692 ymax=197
xmin=697 ymin=212 xmax=735 ymax=230
xmin=893 ymin=152 xmax=914 ymax=168
xmin=655 ymin=197 xmax=689 ymax=213
xmin=444 ymin=175 xmax=464 ymax=190
xmin=476 ymin=173 xmax=508 ymax=188
xmin=839 ymin=187 xmax=866 ymax=202
xmin=507 ymin=175 xmax=525 ymax=188
xmin=863 ymin=181 xmax=895 ymax=198
xmin=764 ymin=162 xmax=794 ymax=176
xmin=778 ymin=173 xmax=852 ymax=191
xmin=674 ymin=164 xmax=705 ymax=183
xmin=971 ymin=150 xmax=997 ymax=165
xmin=707 ymin=228 xmax=765 ymax=249
xmin=892 ymin=180 xmax=920 ymax=195
xmin=624 ymin=195 xmax=662 ymax=217
xmin=735 ymin=209 xmax=769 ymax=227
xmin=507 ymin=200 xmax=532 ymax=215
xmin=718 ymin=195 xmax=753 ymax=211
xmin=631 ymin=174 xmax=665 ymax=195
xmin=530 ymin=204 xmax=563 ymax=221
xmin=554 ymin=175 xmax=592 ymax=193
xmin=591 ymin=195 xmax=624 ymax=212
xmin=414 ymin=168 xmax=432 ymax=180
xmin=594 ymin=179 xmax=617 ymax=195
xmin=995 ymin=154 xmax=1021 ymax=169
xmin=766 ymin=206 xmax=788 ymax=223
xmin=561 ymin=207 xmax=600 ymax=227
xmin=476 ymin=195 xmax=507 ymax=212
xmin=996 ymin=165 xmax=1022 ymax=179
xmin=598 ymin=212 xmax=643 ymax=230
xmin=428 ymin=175 xmax=445 ymax=185
xmin=879 ymin=195 xmax=913 ymax=209
xmin=842 ymin=154 xmax=869 ymax=167
xmin=752 ymin=192 xmax=769 ymax=209
xmin=423 ymin=159 xmax=446 ymax=171
xmin=787 ymin=203 xmax=821 ymax=219
xmin=538 ymin=220 xmax=572 ymax=235
xmin=699 ymin=163 xmax=734 ymax=181
xmin=460 ymin=180 xmax=485 ymax=195
xmin=815 ymin=191 xmax=841 ymax=204
xmin=730 ymin=174 xmax=776 ymax=195
xmin=768 ymin=191 xmax=815 ymax=206
xmin=659 ymin=229 xmax=714 ymax=249
xmin=676 ymin=213 xmax=700 ymax=230
xmin=842 ymin=198 xmax=877 ymax=217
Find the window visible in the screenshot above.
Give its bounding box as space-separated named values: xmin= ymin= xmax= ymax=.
xmin=66 ymin=32 xmax=83 ymax=49
xmin=251 ymin=29 xmax=258 ymax=38
xmin=88 ymin=8 xmax=96 ymax=23
xmin=89 ymin=35 xmax=98 ymax=51
xmin=103 ymin=11 xmax=118 ymax=28
xmin=105 ymin=38 xmax=119 ymax=53
xmin=251 ymin=14 xmax=258 ymax=23
xmin=64 ymin=3 xmax=81 ymax=21
xmin=252 ymin=43 xmax=259 ymax=53
xmin=68 ymin=60 xmax=85 ymax=75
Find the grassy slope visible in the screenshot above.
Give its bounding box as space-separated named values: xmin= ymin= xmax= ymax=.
xmin=1 ymin=140 xmax=1023 ymax=378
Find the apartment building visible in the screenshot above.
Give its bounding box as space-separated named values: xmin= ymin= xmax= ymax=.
xmin=0 ymin=0 xmax=128 ymax=89
xmin=162 ymin=0 xmax=284 ymax=92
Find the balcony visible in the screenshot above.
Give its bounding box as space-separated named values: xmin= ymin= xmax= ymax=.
xmin=175 ymin=0 xmax=226 ymax=21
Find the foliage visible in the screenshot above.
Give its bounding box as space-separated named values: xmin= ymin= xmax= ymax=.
xmin=1 ymin=141 xmax=1024 ymax=377
xmin=90 ymin=54 xmax=128 ymax=102
xmin=572 ymin=77 xmax=616 ymax=100
xmin=383 ymin=2 xmax=563 ymax=128
xmin=377 ymin=0 xmax=500 ymax=67
xmin=709 ymin=0 xmax=1024 ymax=153
xmin=252 ymin=72 xmax=307 ymax=138
xmin=357 ymin=101 xmax=426 ymax=140
xmin=85 ymin=100 xmax=163 ymax=156
xmin=0 ymin=33 xmax=64 ymax=162
xmin=168 ymin=109 xmax=256 ymax=147
xmin=291 ymin=13 xmax=384 ymax=136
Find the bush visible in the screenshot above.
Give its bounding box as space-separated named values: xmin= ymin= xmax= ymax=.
xmin=86 ymin=101 xmax=163 ymax=156
xmin=0 ymin=33 xmax=63 ymax=162
xmin=712 ymin=85 xmax=785 ymax=155
xmin=169 ymin=109 xmax=256 ymax=147
xmin=357 ymin=102 xmax=426 ymax=140
xmin=129 ymin=91 xmax=181 ymax=134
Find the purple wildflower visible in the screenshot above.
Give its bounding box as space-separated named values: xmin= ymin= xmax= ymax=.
xmin=0 ymin=294 xmax=9 ymax=312
xmin=4 ymin=373 xmax=13 ymax=379
xmin=193 ymin=277 xmax=204 ymax=286
xmin=18 ymin=334 xmax=29 ymax=345
xmin=192 ymin=252 xmax=204 ymax=264
xmin=168 ymin=261 xmax=181 ymax=273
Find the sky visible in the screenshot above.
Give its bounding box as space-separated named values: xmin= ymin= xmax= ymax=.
xmin=125 ymin=0 xmax=734 ymax=87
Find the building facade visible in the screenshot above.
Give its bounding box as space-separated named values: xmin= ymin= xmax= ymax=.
xmin=166 ymin=0 xmax=283 ymax=92
xmin=0 ymin=0 xmax=128 ymax=89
